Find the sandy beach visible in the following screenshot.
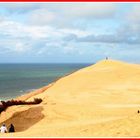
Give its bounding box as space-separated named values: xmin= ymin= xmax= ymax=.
xmin=0 ymin=59 xmax=140 ymax=137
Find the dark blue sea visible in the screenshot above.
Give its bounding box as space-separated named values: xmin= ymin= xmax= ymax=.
xmin=0 ymin=63 xmax=91 ymax=100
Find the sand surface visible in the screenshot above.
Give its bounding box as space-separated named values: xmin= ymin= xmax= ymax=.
xmin=0 ymin=59 xmax=140 ymax=137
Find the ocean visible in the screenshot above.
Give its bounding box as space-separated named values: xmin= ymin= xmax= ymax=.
xmin=0 ymin=63 xmax=91 ymax=101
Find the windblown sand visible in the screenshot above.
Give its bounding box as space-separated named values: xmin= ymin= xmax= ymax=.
xmin=0 ymin=59 xmax=140 ymax=137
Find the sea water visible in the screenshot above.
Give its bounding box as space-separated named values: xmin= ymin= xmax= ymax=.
xmin=0 ymin=63 xmax=91 ymax=100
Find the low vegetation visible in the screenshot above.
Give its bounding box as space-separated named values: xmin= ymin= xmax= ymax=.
xmin=0 ymin=98 xmax=42 ymax=114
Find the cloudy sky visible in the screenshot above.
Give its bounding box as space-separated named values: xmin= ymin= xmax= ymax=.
xmin=0 ymin=2 xmax=140 ymax=63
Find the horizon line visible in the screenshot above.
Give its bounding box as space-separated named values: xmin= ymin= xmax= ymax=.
xmin=0 ymin=62 xmax=94 ymax=64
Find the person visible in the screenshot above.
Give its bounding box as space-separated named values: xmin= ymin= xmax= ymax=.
xmin=0 ymin=124 xmax=8 ymax=133
xmin=106 ymin=57 xmax=108 ymax=60
xmin=9 ymin=124 xmax=15 ymax=133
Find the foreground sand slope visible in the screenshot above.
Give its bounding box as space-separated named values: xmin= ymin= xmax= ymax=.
xmin=0 ymin=59 xmax=140 ymax=137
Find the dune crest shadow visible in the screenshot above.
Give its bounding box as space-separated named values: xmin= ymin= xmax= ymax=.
xmin=0 ymin=106 xmax=44 ymax=132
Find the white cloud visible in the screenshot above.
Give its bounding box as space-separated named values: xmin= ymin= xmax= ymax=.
xmin=0 ymin=39 xmax=32 ymax=54
xmin=28 ymin=8 xmax=55 ymax=25
xmin=0 ymin=3 xmax=39 ymax=12
xmin=118 ymin=3 xmax=140 ymax=45
xmin=0 ymin=2 xmax=140 ymax=63
xmin=0 ymin=17 xmax=91 ymax=55
xmin=0 ymin=19 xmax=65 ymax=40
xmin=63 ymin=44 xmax=76 ymax=54
xmin=13 ymin=42 xmax=31 ymax=53
xmin=60 ymin=3 xmax=117 ymax=19
xmin=23 ymin=3 xmax=117 ymax=27
xmin=36 ymin=47 xmax=52 ymax=55
xmin=128 ymin=3 xmax=140 ymax=23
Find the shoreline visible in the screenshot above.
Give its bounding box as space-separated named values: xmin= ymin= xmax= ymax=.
xmin=2 ymin=66 xmax=89 ymax=102
xmin=0 ymin=84 xmax=54 ymax=102
xmin=14 ymin=83 xmax=54 ymax=101
xmin=0 ymin=63 xmax=92 ymax=102
xmin=14 ymin=68 xmax=80 ymax=101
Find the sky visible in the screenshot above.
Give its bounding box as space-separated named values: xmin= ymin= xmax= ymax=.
xmin=0 ymin=2 xmax=140 ymax=63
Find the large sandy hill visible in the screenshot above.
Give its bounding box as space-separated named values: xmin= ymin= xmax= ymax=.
xmin=0 ymin=59 xmax=140 ymax=137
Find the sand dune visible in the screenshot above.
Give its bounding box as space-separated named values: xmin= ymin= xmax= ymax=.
xmin=0 ymin=59 xmax=140 ymax=137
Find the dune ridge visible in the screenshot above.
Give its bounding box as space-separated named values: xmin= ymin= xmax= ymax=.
xmin=0 ymin=59 xmax=140 ymax=137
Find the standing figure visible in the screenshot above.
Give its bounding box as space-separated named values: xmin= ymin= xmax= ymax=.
xmin=0 ymin=124 xmax=8 ymax=133
xmin=106 ymin=57 xmax=108 ymax=60
xmin=9 ymin=124 xmax=15 ymax=133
